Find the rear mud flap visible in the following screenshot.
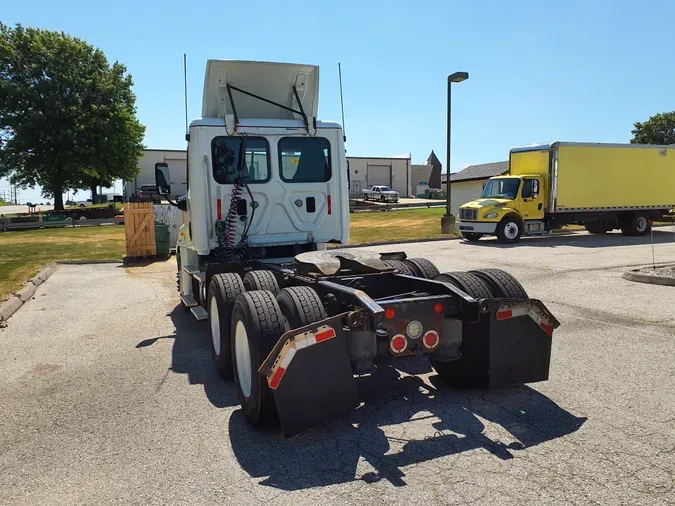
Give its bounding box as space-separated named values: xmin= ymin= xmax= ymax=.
xmin=259 ymin=314 xmax=358 ymax=437
xmin=441 ymin=298 xmax=559 ymax=387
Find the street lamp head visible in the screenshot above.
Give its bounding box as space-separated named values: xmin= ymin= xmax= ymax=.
xmin=449 ymin=71 xmax=469 ymax=83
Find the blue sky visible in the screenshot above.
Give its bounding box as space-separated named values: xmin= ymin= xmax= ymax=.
xmin=2 ymin=0 xmax=674 ymax=203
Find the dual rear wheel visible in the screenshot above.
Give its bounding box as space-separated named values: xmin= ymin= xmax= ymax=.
xmin=207 ymin=271 xmax=327 ymax=425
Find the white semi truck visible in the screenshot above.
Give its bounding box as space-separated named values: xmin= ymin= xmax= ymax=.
xmin=155 ymin=60 xmax=559 ymax=436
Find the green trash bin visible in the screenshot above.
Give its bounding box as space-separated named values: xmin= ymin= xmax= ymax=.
xmin=154 ymin=223 xmax=170 ymax=256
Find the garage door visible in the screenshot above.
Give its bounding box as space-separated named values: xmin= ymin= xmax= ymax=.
xmin=367 ymin=165 xmax=391 ymax=187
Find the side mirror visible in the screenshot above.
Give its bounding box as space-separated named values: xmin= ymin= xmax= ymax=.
xmin=155 ymin=163 xmax=171 ymax=196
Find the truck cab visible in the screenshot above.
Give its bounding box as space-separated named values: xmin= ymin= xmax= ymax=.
xmin=458 ymin=173 xmax=547 ymax=243
xmin=173 ymin=61 xmax=350 ymax=282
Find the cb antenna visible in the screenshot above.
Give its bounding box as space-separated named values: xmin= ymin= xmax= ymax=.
xmin=183 ymin=53 xmax=189 ymax=138
xmin=338 ymin=63 xmax=347 ymax=143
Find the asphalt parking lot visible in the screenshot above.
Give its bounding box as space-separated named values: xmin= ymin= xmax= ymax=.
xmin=1 ymin=228 xmax=675 ymax=505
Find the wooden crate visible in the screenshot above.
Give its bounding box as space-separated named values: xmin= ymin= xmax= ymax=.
xmin=125 ymin=203 xmax=156 ymax=257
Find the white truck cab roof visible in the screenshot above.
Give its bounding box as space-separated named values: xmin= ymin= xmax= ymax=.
xmin=202 ymin=60 xmax=319 ymax=121
xmin=190 ymin=117 xmax=341 ymax=129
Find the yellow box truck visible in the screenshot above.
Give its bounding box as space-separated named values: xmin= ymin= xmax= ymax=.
xmin=456 ymin=142 xmax=675 ymax=243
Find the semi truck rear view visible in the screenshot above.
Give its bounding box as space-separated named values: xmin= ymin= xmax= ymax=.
xmin=156 ymin=59 xmax=560 ymax=436
xmin=457 ymin=142 xmax=675 ymax=243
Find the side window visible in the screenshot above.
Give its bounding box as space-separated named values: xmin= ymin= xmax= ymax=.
xmin=522 ymin=178 xmax=540 ymax=198
xmin=279 ymin=137 xmax=331 ymax=183
xmin=211 ymin=136 xmax=270 ymax=184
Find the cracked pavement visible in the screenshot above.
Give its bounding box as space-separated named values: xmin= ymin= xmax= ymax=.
xmin=1 ymin=227 xmax=674 ymax=505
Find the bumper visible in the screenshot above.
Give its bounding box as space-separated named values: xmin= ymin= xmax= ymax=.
xmin=456 ymin=221 xmax=497 ymax=234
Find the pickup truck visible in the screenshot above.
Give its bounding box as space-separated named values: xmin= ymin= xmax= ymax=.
xmin=362 ymin=185 xmax=400 ymax=202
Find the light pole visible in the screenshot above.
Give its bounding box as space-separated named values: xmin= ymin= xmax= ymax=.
xmin=441 ymin=71 xmax=469 ymax=234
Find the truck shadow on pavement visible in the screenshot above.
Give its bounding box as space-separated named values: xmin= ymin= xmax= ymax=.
xmin=136 ymin=304 xmax=240 ymax=408
xmin=465 ymin=228 xmax=675 ymax=248
xmin=228 ymin=359 xmax=587 ymax=489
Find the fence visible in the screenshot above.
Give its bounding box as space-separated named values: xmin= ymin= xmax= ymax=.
xmin=124 ymin=203 xmax=156 ymax=257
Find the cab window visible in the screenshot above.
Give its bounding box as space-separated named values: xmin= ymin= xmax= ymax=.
xmin=279 ymin=137 xmax=331 ymax=183
xmin=211 ymin=136 xmax=270 ymax=184
xmin=521 ymin=179 xmax=540 ymax=198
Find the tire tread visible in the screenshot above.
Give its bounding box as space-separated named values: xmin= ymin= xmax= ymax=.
xmin=468 ymin=268 xmax=528 ymax=299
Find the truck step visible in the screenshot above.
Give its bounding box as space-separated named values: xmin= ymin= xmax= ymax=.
xmin=192 ymin=272 xmax=206 ymax=284
xmin=182 ymin=264 xmax=199 ymax=275
xmin=180 ymin=294 xmax=198 ymax=308
xmin=190 ymin=305 xmax=208 ymax=321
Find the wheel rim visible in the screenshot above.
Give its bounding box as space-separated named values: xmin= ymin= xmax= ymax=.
xmin=234 ymin=320 xmax=252 ymax=398
xmin=636 ymin=216 xmax=648 ymax=232
xmin=209 ymin=297 xmax=220 ymax=356
xmin=504 ymin=222 xmax=519 ymax=240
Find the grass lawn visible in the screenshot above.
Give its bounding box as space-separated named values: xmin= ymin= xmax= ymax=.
xmin=0 ymin=226 xmax=125 ymax=300
xmin=349 ymin=208 xmax=454 ymax=245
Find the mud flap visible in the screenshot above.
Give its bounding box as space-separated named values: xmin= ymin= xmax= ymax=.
xmin=441 ymin=298 xmax=558 ymax=387
xmin=487 ymin=299 xmax=557 ymax=385
xmin=258 ymin=313 xmax=358 ymax=437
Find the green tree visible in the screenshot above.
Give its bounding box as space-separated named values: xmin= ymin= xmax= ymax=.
xmin=0 ymin=23 xmax=145 ymax=210
xmin=630 ymin=111 xmax=675 ymax=145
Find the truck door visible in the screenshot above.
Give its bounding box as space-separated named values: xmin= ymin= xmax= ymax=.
xmin=268 ymin=135 xmax=344 ymax=244
xmin=519 ymin=178 xmax=544 ymax=220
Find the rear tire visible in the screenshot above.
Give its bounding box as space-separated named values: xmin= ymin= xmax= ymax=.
xmin=496 ymin=217 xmax=522 ymax=244
xmin=276 ymin=286 xmax=327 ymax=329
xmin=621 ymin=212 xmax=651 ymax=236
xmin=461 ymin=232 xmax=482 ymax=241
xmin=243 ymin=270 xmax=279 ymax=294
xmin=231 ymin=291 xmax=286 ymax=425
xmin=584 ymin=222 xmax=608 ymax=234
xmin=404 ymin=258 xmax=440 ymax=279
xmin=207 ymin=273 xmax=245 ymax=379
xmin=434 ymin=272 xmax=493 ymax=299
xmin=469 ymin=268 xmax=528 ymax=299
xmin=383 ymin=259 xmax=417 ymax=276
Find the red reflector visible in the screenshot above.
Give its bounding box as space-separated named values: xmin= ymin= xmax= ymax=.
xmin=327 ymin=195 xmax=332 ymax=215
xmin=217 ymin=198 xmax=222 ymax=220
xmin=391 ymin=335 xmax=407 ymax=352
xmin=540 ymin=322 xmax=553 ymax=335
xmin=423 ymin=330 xmax=440 ymax=349
xmin=269 ymin=366 xmax=286 ymax=390
xmin=433 ymin=302 xmax=444 ymax=314
xmin=497 ymin=310 xmax=512 ymax=320
xmin=384 ymin=307 xmax=396 ymax=320
xmin=315 ymin=327 xmax=336 ymax=343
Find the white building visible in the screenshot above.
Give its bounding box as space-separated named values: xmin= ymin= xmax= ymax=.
xmin=347 ymin=154 xmax=411 ymax=197
xmin=125 ymin=149 xmax=187 ymax=200
xmin=441 ymin=161 xmax=509 ymax=215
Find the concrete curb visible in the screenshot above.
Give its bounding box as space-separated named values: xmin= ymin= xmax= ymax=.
xmin=623 ymin=270 xmax=675 ymax=287
xmin=0 ymin=263 xmax=58 ymax=323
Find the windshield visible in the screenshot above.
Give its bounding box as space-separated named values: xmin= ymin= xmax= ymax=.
xmin=481 ymin=178 xmax=520 ymax=199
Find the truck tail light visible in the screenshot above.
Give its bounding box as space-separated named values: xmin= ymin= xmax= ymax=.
xmin=423 ymin=330 xmax=439 ymax=349
xmin=433 ymin=302 xmax=444 ymax=314
xmin=390 ymin=334 xmax=407 ymax=353
xmin=384 ymin=307 xmax=396 ymax=320
xmin=327 ymin=195 xmax=332 ymax=215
